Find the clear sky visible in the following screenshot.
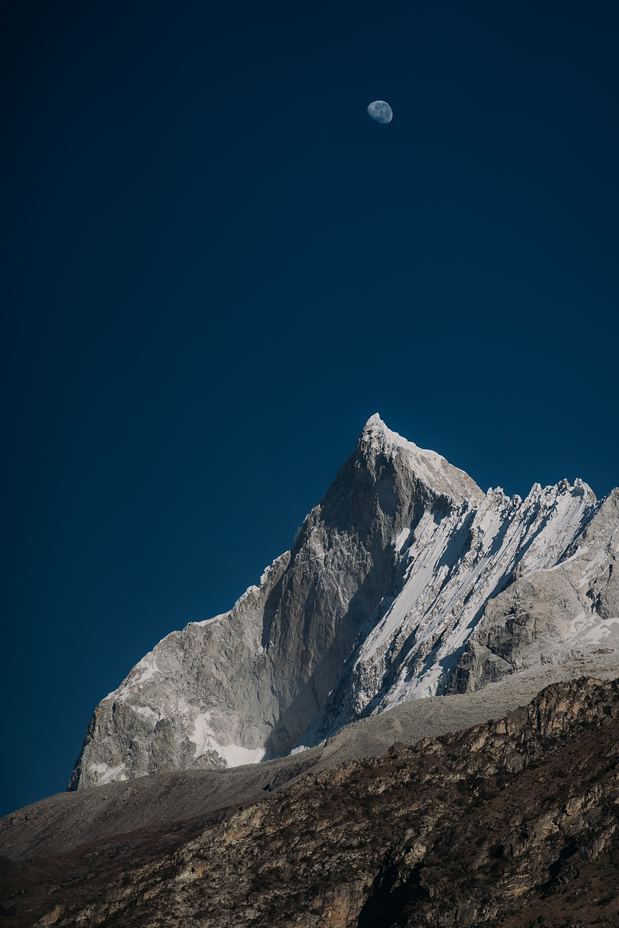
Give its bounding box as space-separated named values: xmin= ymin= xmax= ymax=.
xmin=2 ymin=0 xmax=618 ymax=817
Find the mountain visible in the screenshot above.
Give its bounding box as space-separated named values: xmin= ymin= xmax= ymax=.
xmin=68 ymin=415 xmax=619 ymax=791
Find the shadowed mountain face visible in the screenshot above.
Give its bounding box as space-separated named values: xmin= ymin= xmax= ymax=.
xmin=4 ymin=677 xmax=619 ymax=928
xmin=67 ymin=416 xmax=619 ymax=791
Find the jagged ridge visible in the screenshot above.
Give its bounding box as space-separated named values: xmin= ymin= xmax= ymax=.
xmin=68 ymin=416 xmax=619 ymax=790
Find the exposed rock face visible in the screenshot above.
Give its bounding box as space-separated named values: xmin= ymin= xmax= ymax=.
xmin=67 ymin=416 xmax=482 ymax=790
xmin=5 ymin=677 xmax=619 ymax=927
xmin=450 ymin=487 xmax=619 ymax=695
xmin=68 ymin=416 xmax=619 ymax=790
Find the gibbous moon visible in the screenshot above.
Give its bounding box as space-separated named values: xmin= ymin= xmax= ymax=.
xmin=367 ymin=100 xmax=393 ymax=124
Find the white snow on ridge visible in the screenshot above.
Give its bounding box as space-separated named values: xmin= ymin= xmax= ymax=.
xmin=105 ymin=652 xmax=161 ymax=703
xmin=195 ymin=612 xmax=229 ymax=628
xmin=381 ymin=481 xmax=595 ymax=703
xmin=362 ymin=414 xmax=477 ymax=501
xmin=302 ymin=475 xmax=599 ymax=744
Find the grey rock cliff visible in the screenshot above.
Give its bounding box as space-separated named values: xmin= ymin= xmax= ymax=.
xmin=69 ymin=415 xmax=478 ymax=789
xmin=450 ymin=487 xmax=619 ymax=694
xmin=68 ymin=416 xmax=619 ymax=790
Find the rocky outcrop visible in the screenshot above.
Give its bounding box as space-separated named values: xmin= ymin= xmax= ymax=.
xmin=68 ymin=416 xmax=619 ymax=790
xmin=4 ymin=676 xmax=619 ymax=927
xmin=450 ymin=487 xmax=619 ymax=694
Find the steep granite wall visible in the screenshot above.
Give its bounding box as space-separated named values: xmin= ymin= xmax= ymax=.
xmin=69 ymin=415 xmax=477 ymax=789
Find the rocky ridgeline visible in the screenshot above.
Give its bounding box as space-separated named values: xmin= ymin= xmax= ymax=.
xmin=4 ymin=676 xmax=619 ymax=927
xmin=69 ymin=415 xmax=619 ymax=790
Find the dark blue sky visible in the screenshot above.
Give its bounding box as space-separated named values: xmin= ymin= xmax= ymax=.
xmin=2 ymin=0 xmax=618 ymax=817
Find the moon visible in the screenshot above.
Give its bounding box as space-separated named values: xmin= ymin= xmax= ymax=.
xmin=367 ymin=100 xmax=393 ymax=124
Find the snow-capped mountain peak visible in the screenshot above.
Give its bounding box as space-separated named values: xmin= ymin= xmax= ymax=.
xmin=358 ymin=413 xmax=484 ymax=506
xmin=68 ymin=419 xmax=619 ymax=791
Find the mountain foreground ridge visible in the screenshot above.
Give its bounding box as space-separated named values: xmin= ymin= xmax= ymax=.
xmin=68 ymin=414 xmax=619 ymax=791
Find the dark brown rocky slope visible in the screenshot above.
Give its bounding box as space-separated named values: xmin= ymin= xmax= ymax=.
xmin=3 ymin=676 xmax=619 ymax=928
